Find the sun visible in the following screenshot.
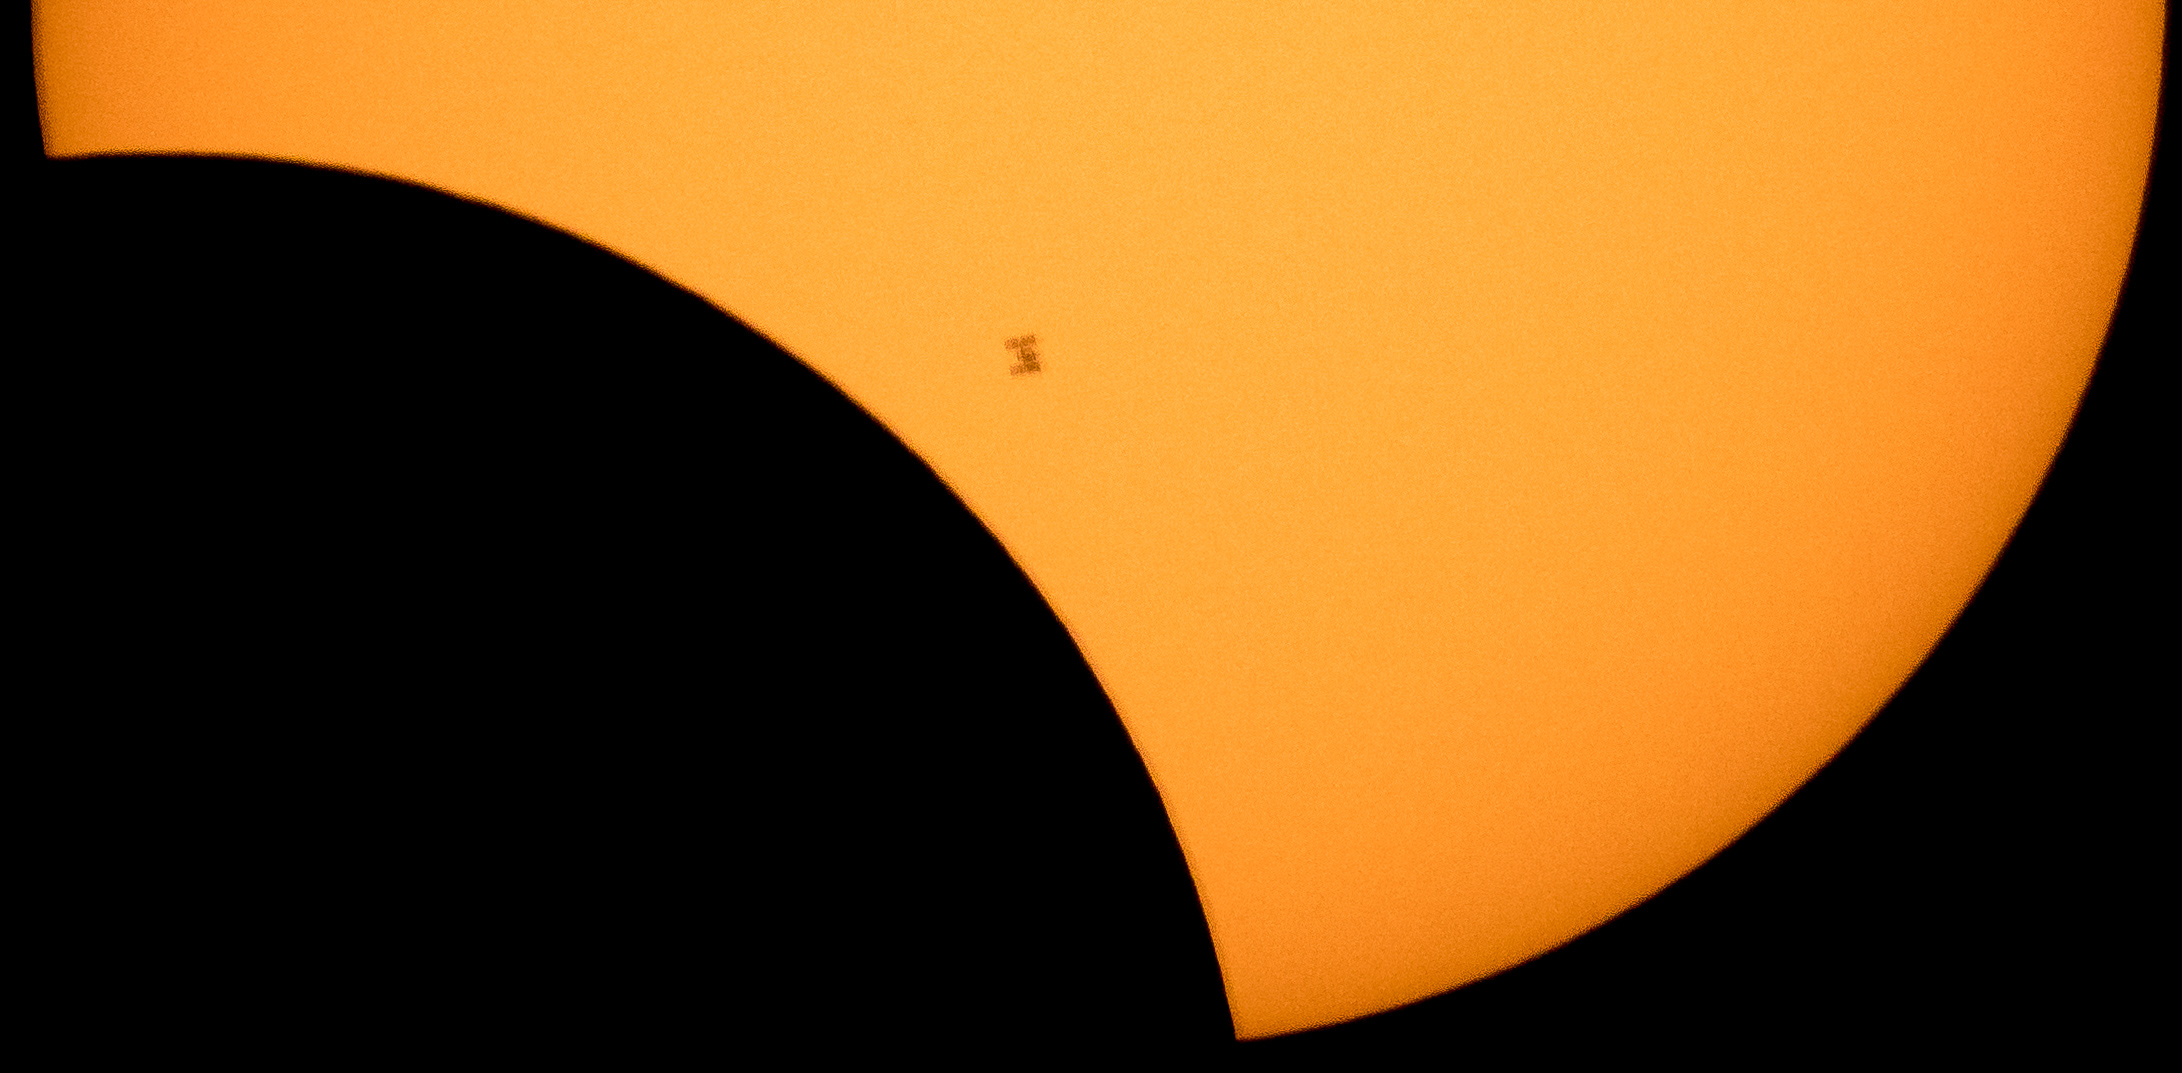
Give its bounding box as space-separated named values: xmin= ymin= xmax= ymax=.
xmin=33 ymin=1 xmax=2163 ymax=1039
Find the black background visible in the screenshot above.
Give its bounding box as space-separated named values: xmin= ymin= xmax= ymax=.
xmin=19 ymin=8 xmax=2168 ymax=1063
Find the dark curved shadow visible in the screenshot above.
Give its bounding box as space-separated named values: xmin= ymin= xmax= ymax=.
xmin=17 ymin=154 xmax=1233 ymax=1059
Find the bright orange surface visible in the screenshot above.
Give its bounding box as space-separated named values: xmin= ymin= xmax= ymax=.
xmin=35 ymin=2 xmax=2162 ymax=1038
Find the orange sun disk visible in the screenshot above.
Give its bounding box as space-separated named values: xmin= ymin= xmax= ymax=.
xmin=34 ymin=0 xmax=2164 ymax=1038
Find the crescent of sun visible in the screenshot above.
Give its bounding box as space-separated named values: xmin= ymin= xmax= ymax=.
xmin=33 ymin=1 xmax=2163 ymax=1038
